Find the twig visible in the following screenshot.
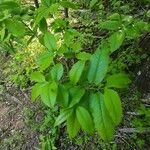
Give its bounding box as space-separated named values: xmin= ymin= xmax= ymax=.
xmin=119 ymin=127 xmax=150 ymax=133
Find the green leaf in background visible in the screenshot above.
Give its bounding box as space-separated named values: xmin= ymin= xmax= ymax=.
xmin=30 ymin=71 xmax=45 ymax=82
xmin=104 ymin=88 xmax=123 ymax=125
xmin=90 ymin=93 xmax=115 ymax=141
xmin=60 ymin=1 xmax=78 ymax=9
xmin=125 ymin=25 xmax=140 ymax=39
xmin=69 ymin=87 xmax=85 ymax=108
xmin=0 ymin=1 xmax=19 ymax=10
xmin=134 ymin=21 xmax=149 ymax=32
xmin=31 ymin=83 xmax=43 ymax=101
xmin=100 ymin=20 xmax=121 ymax=30
xmin=5 ymin=19 xmax=26 ymax=37
xmin=35 ymin=7 xmax=50 ymax=25
xmin=51 ymin=63 xmax=64 ymax=81
xmin=54 ymin=109 xmax=71 ymax=127
xmin=37 ymin=51 xmax=53 ymax=70
xmin=76 ymin=52 xmax=91 ymax=61
xmin=67 ymin=111 xmax=80 ymax=138
xmin=76 ymin=106 xmax=94 ymax=134
xmin=40 ymin=82 xmax=58 ymax=107
xmin=146 ymin=10 xmax=150 ymax=17
xmin=44 ymin=32 xmax=57 ymax=51
xmin=106 ymin=73 xmax=131 ymax=88
xmin=108 ymin=13 xmax=120 ymax=21
xmin=108 ymin=30 xmax=125 ymax=52
xmin=41 ymin=0 xmax=51 ymax=7
xmin=88 ymin=49 xmax=109 ymax=84
xmin=90 ymin=0 xmax=98 ymax=8
xmin=0 ymin=27 xmax=6 ymax=41
xmin=35 ymin=4 xmax=59 ymax=25
xmin=69 ymin=61 xmax=85 ymax=85
xmin=57 ymin=85 xmax=69 ymax=107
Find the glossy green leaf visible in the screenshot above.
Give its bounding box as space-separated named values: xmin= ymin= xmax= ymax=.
xmin=108 ymin=30 xmax=125 ymax=52
xmin=107 ymin=73 xmax=131 ymax=88
xmin=69 ymin=61 xmax=85 ymax=85
xmin=90 ymin=93 xmax=115 ymax=141
xmin=44 ymin=32 xmax=57 ymax=51
xmin=104 ymin=89 xmax=123 ymax=125
xmin=40 ymin=82 xmax=58 ymax=107
xmin=67 ymin=111 xmax=80 ymax=138
xmin=37 ymin=51 xmax=53 ymax=70
xmin=51 ymin=64 xmax=63 ymax=81
xmin=30 ymin=71 xmax=45 ymax=82
xmin=76 ymin=106 xmax=94 ymax=134
xmin=88 ymin=49 xmax=109 ymax=84
xmin=69 ymin=87 xmax=85 ymax=108
xmin=5 ymin=19 xmax=26 ymax=37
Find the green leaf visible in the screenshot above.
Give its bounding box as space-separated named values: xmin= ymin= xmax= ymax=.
xmin=30 ymin=71 xmax=45 ymax=82
xmin=35 ymin=7 xmax=50 ymax=25
xmin=67 ymin=111 xmax=80 ymax=138
xmin=108 ymin=13 xmax=120 ymax=21
xmin=40 ymin=82 xmax=58 ymax=107
xmin=146 ymin=10 xmax=150 ymax=17
xmin=76 ymin=106 xmax=94 ymax=134
xmin=90 ymin=93 xmax=115 ymax=141
xmin=69 ymin=87 xmax=85 ymax=108
xmin=51 ymin=64 xmax=63 ymax=81
xmin=106 ymin=73 xmax=131 ymax=88
xmin=108 ymin=30 xmax=125 ymax=52
xmin=88 ymin=49 xmax=109 ymax=84
xmin=5 ymin=19 xmax=26 ymax=37
xmin=39 ymin=18 xmax=48 ymax=33
xmin=35 ymin=4 xmax=59 ymax=25
xmin=69 ymin=61 xmax=85 ymax=85
xmin=37 ymin=51 xmax=53 ymax=70
xmin=0 ymin=1 xmax=19 ymax=10
xmin=76 ymin=52 xmax=91 ymax=61
xmin=134 ymin=21 xmax=148 ymax=32
xmin=44 ymin=32 xmax=57 ymax=51
xmin=90 ymin=0 xmax=98 ymax=8
xmin=104 ymin=89 xmax=123 ymax=125
xmin=31 ymin=83 xmax=43 ymax=101
xmin=125 ymin=25 xmax=140 ymax=39
xmin=60 ymin=1 xmax=78 ymax=9
xmin=100 ymin=20 xmax=121 ymax=30
xmin=57 ymin=85 xmax=69 ymax=107
xmin=54 ymin=109 xmax=71 ymax=127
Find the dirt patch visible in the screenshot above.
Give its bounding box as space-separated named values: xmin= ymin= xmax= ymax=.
xmin=0 ymin=55 xmax=40 ymax=150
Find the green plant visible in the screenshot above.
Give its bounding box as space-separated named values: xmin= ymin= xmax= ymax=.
xmin=0 ymin=0 xmax=150 ymax=146
xmin=130 ymin=104 xmax=150 ymax=148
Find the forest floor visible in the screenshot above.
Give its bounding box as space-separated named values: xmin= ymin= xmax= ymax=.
xmin=0 ymin=56 xmax=41 ymax=149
